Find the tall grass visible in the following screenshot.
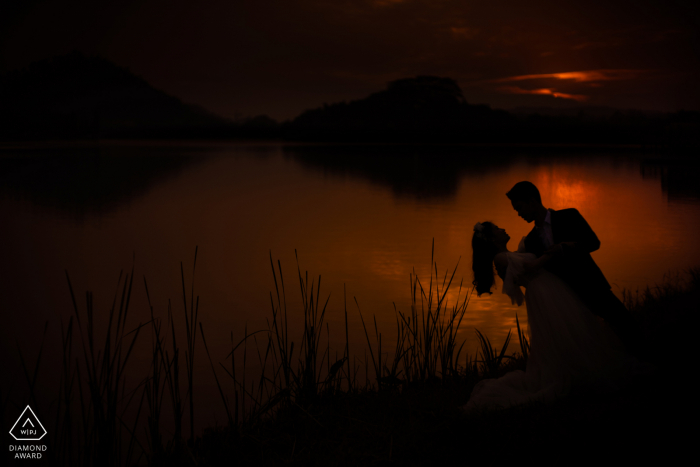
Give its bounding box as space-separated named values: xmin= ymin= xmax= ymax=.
xmin=10 ymin=256 xmax=200 ymax=466
xmin=622 ymin=268 xmax=697 ymax=317
xmin=205 ymin=241 xmax=515 ymax=425
xmin=622 ymin=266 xmax=700 ymax=362
xmin=8 ymin=245 xmax=530 ymax=466
xmin=180 ymin=248 xmax=200 ymax=446
xmin=142 ymin=278 xmax=185 ymax=464
xmin=363 ymin=240 xmax=475 ymax=387
xmin=51 ymin=265 xmax=149 ymax=466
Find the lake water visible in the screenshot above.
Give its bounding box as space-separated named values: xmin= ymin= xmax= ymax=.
xmin=2 ymin=141 xmax=699 ymax=431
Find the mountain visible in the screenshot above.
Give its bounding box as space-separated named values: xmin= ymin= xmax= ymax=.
xmin=0 ymin=52 xmax=242 ymax=140
xmin=285 ymin=76 xmax=700 ymax=146
xmin=2 ymin=56 xmax=697 ymax=146
xmin=287 ymin=76 xmax=513 ymax=142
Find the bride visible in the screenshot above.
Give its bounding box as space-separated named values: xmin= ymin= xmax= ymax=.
xmin=463 ymin=221 xmax=642 ymax=411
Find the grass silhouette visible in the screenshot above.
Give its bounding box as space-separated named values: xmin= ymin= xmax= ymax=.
xmin=6 ymin=250 xmax=697 ymax=465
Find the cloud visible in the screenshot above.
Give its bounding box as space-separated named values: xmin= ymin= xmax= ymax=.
xmin=497 ymin=86 xmax=588 ymax=102
xmin=492 ymin=69 xmax=643 ymax=84
xmin=484 ymin=69 xmax=645 ymax=102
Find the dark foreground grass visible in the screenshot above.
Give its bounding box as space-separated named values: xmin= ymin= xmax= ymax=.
xmin=179 ymin=266 xmax=700 ymax=466
xmin=188 ymin=373 xmax=693 ymax=466
xmin=163 ymin=268 xmax=698 ymax=466
xmin=6 ymin=250 xmax=699 ymax=466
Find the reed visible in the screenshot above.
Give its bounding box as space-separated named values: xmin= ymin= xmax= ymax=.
xmin=474 ymin=329 xmax=513 ymax=378
xmin=7 ymin=245 xmax=539 ymax=466
xmin=202 ymin=242 xmax=483 ymax=432
xmin=10 ymin=254 xmax=201 ymax=467
xmin=142 ymin=277 xmax=182 ymax=464
xmin=388 ymin=240 xmax=473 ymax=384
xmin=245 ymin=251 xmax=347 ymax=408
xmin=54 ymin=315 xmax=76 ymax=464
xmin=180 ymin=247 xmax=200 ymax=445
xmin=61 ymin=265 xmax=148 ymax=467
xmin=623 ymin=268 xmax=692 ymax=315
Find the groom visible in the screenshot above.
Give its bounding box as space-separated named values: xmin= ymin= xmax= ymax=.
xmin=506 ymin=181 xmax=633 ymax=344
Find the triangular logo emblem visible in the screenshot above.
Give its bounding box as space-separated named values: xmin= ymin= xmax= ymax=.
xmin=9 ymin=406 xmax=47 ymax=441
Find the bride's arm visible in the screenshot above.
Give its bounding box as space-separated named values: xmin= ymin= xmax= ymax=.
xmin=497 ymin=252 xmax=525 ymax=306
xmin=531 ymin=250 xmax=555 ymax=270
xmin=520 ymin=249 xmax=555 ymax=277
xmin=494 ymin=252 xmax=508 ymax=280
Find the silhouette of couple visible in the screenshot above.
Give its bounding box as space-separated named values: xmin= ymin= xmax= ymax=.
xmin=464 ymin=181 xmax=640 ymax=411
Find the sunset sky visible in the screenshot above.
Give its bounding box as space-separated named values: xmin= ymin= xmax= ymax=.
xmin=2 ymin=0 xmax=698 ymax=120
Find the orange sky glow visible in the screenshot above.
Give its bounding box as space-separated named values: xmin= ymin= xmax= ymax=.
xmin=498 ymin=86 xmax=588 ymax=102
xmin=490 ymin=69 xmax=645 ymax=102
xmin=494 ymin=70 xmax=642 ymax=84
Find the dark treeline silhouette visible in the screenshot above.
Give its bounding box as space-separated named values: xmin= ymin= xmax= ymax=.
xmin=1 ymin=53 xmax=699 ymax=147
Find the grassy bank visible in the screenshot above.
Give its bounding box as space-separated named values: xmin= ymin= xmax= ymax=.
xmin=5 ymin=250 xmax=698 ymax=466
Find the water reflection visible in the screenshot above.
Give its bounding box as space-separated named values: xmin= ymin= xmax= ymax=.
xmin=0 ymin=143 xmax=208 ymax=219
xmin=640 ymin=158 xmax=700 ymax=203
xmin=4 ymin=143 xmax=699 ymax=221
xmin=2 ymin=142 xmax=700 ymax=435
xmin=284 ymin=145 xmax=518 ymax=200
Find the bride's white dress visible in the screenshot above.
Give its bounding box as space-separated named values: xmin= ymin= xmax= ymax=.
xmin=463 ymin=241 xmax=642 ymax=411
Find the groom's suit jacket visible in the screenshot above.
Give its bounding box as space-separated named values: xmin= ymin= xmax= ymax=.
xmin=524 ymin=208 xmax=628 ymax=325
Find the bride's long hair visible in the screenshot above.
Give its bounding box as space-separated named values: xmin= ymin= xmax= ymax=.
xmin=472 ymin=221 xmax=499 ymax=296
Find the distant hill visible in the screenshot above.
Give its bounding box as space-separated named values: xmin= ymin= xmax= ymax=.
xmin=0 ymin=53 xmax=276 ymax=140
xmin=285 ymin=76 xmax=700 ymax=146
xmin=287 ymin=76 xmax=513 ymax=142
xmin=2 ymin=56 xmax=698 ymax=146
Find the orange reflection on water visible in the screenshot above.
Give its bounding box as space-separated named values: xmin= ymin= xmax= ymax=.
xmin=534 ymin=169 xmax=601 ymax=212
xmin=368 ymin=250 xmax=408 ymax=280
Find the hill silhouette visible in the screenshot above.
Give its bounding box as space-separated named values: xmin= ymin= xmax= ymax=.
xmin=285 ymin=77 xmax=700 ymax=146
xmin=0 ymin=53 xmax=274 ymax=140
xmin=287 ymin=76 xmax=512 ymax=142
xmin=1 ymin=54 xmax=698 ymax=146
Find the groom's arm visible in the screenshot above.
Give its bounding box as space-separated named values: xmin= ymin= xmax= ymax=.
xmin=558 ymin=209 xmax=600 ymax=254
xmin=522 ymin=209 xmax=600 ymax=274
xmin=547 ymin=208 xmax=600 ymax=257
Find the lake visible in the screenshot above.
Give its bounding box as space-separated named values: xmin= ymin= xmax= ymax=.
xmin=2 ymin=141 xmax=699 ymax=431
